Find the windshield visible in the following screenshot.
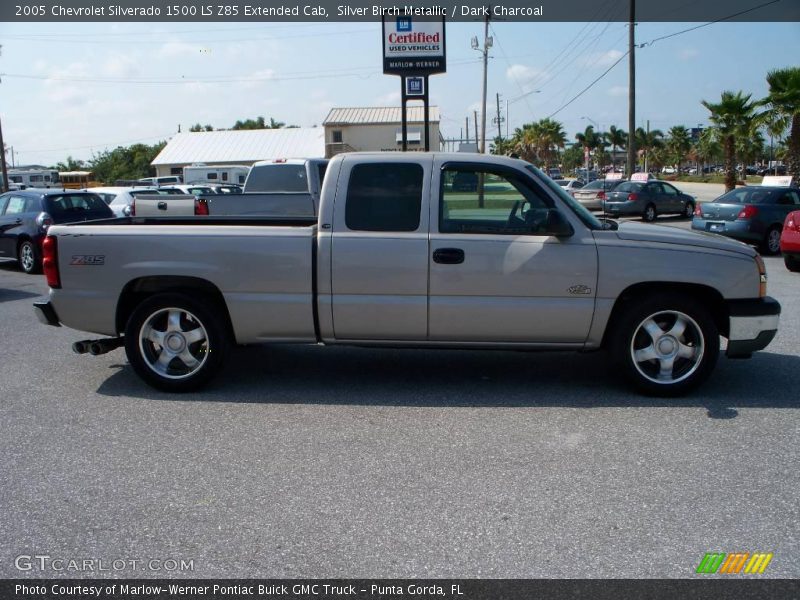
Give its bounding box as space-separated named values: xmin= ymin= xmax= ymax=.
xmin=525 ymin=165 xmax=602 ymax=230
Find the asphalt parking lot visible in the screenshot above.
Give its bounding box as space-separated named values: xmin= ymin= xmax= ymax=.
xmin=1 ymin=222 xmax=798 ymax=579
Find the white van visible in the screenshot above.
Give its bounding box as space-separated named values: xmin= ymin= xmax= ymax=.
xmin=183 ymin=165 xmax=250 ymax=186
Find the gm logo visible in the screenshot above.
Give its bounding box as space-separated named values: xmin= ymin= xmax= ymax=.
xmin=696 ymin=552 xmax=773 ymax=574
xmin=396 ymin=17 xmax=412 ymax=31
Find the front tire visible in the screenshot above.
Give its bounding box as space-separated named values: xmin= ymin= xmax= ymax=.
xmin=18 ymin=240 xmax=41 ymax=274
xmin=785 ymin=255 xmax=800 ymax=273
xmin=610 ymin=294 xmax=719 ymax=396
xmin=124 ymin=293 xmax=229 ymax=392
xmin=643 ymin=204 xmax=657 ymax=222
xmin=683 ymin=202 xmax=695 ymax=218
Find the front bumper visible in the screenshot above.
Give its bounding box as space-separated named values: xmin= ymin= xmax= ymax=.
xmin=726 ymin=296 xmax=780 ymax=358
xmin=33 ymin=301 xmax=61 ymax=327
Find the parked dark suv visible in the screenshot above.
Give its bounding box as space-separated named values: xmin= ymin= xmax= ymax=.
xmin=0 ymin=189 xmax=114 ymax=273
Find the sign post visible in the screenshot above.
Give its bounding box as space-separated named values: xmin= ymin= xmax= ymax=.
xmin=382 ymin=16 xmax=446 ymax=152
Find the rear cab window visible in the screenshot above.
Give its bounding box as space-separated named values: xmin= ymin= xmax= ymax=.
xmin=246 ymin=164 xmax=308 ymax=193
xmin=345 ymin=163 xmax=423 ymax=232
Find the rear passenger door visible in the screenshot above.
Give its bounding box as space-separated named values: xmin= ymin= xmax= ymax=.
xmin=329 ymin=156 xmax=431 ymax=340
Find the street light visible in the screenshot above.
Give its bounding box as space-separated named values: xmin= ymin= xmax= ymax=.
xmin=505 ymin=89 xmax=541 ymax=138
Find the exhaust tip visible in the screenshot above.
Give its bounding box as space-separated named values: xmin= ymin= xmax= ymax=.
xmin=89 ymin=342 xmax=105 ymax=356
xmin=72 ymin=341 xmax=89 ymax=354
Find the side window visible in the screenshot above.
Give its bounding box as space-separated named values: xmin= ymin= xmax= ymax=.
xmin=440 ymin=167 xmax=550 ymax=235
xmin=0 ymin=195 xmax=9 ymax=214
xmin=777 ymin=191 xmax=799 ymax=206
xmin=345 ymin=163 xmax=423 ymax=232
xmin=5 ymin=195 xmax=28 ymax=215
xmin=661 ymin=183 xmax=678 ymax=196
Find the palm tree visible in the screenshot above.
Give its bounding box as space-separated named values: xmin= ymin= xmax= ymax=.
xmin=666 ymin=126 xmax=692 ymax=175
xmin=761 ymin=67 xmax=800 ymax=182
xmin=510 ymin=118 xmax=568 ymax=168
xmin=575 ymin=126 xmax=602 ymax=173
xmin=604 ymin=126 xmax=627 ymax=172
xmin=694 ymin=128 xmax=722 ymax=176
xmin=701 ymin=90 xmax=758 ymax=191
xmin=634 ymin=128 xmax=664 ymax=173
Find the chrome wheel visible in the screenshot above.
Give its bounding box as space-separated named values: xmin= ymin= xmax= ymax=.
xmin=643 ymin=204 xmax=656 ymax=222
xmin=20 ymin=241 xmax=36 ymax=273
xmin=629 ymin=310 xmax=704 ymax=385
xmin=684 ymin=202 xmax=695 ymax=218
xmin=766 ymin=228 xmax=781 ymax=255
xmin=138 ymin=307 xmax=209 ymax=380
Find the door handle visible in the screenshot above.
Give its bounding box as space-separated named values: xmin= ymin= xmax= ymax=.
xmin=157 ymin=201 xmax=168 ymax=210
xmin=15 ymin=219 xmax=22 ymax=225
xmin=433 ymin=248 xmax=465 ymax=264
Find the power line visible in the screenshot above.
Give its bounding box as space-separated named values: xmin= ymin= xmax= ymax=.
xmin=546 ymin=50 xmax=629 ymax=119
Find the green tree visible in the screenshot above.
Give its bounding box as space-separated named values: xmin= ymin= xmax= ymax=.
xmin=89 ymin=141 xmax=166 ymax=184
xmin=561 ymin=144 xmax=584 ymax=173
xmin=189 ymin=123 xmax=214 ymax=132
xmin=604 ymin=126 xmax=627 ymax=172
xmin=634 ymin=128 xmax=664 ymax=173
xmin=666 ymin=126 xmax=692 ymax=174
xmin=761 ymin=66 xmax=800 ymax=182
xmin=231 ymin=116 xmax=287 ymax=130
xmin=701 ymin=90 xmax=757 ymax=191
xmin=693 ymin=128 xmax=722 ymax=175
xmin=574 ymin=125 xmax=602 ymax=171
xmin=55 ymin=156 xmax=86 ymax=171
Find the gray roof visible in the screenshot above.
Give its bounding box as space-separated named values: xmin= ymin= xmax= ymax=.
xmin=151 ymin=128 xmax=325 ymax=166
xmin=323 ymin=106 xmax=440 ymax=126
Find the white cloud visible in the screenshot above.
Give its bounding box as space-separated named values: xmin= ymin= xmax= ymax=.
xmin=103 ymin=55 xmax=139 ymax=78
xmin=157 ymin=41 xmax=206 ymax=58
xmin=607 ymin=85 xmax=628 ymax=97
xmin=679 ymin=48 xmax=699 ymax=60
xmin=238 ymin=68 xmax=276 ymax=90
xmin=585 ymin=49 xmax=625 ymax=67
xmin=506 ymin=64 xmax=546 ymax=92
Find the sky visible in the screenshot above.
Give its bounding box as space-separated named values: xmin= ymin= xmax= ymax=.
xmin=1 ymin=18 xmax=799 ymax=167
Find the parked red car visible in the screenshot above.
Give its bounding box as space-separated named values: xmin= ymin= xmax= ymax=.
xmin=781 ymin=210 xmax=800 ymax=272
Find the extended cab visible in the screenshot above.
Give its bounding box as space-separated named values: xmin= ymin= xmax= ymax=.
xmin=34 ymin=153 xmax=780 ymax=395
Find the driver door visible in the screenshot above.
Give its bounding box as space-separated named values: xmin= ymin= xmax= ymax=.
xmin=428 ymin=161 xmax=598 ymax=343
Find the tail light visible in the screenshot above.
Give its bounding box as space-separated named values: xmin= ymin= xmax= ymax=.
xmin=194 ymin=198 xmax=209 ymax=215
xmin=35 ymin=211 xmax=54 ymax=232
xmin=785 ymin=214 xmax=799 ymax=232
xmin=627 ymin=193 xmax=638 ymax=202
xmin=598 ymin=191 xmax=606 ymax=200
xmin=124 ymin=203 xmax=134 ymax=217
xmin=737 ymin=205 xmax=758 ymax=220
xmin=694 ymin=204 xmax=703 ymax=217
xmin=755 ymin=254 xmax=767 ymax=297
xmin=42 ymin=235 xmax=61 ymax=289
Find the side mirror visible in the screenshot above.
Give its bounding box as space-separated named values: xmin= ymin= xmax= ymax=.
xmin=545 ymin=209 xmax=574 ymax=238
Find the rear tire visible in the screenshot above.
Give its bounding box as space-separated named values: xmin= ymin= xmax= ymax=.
xmin=124 ymin=293 xmax=229 ymax=392
xmin=785 ymin=255 xmax=800 ymax=273
xmin=643 ymin=204 xmax=657 ymax=222
xmin=609 ymin=294 xmax=719 ymax=396
xmin=18 ymin=239 xmax=41 ymax=274
xmin=761 ymin=226 xmax=782 ymax=255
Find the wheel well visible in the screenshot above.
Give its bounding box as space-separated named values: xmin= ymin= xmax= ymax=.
xmin=601 ymin=282 xmax=729 ymax=347
xmin=116 ymin=276 xmax=234 ymax=339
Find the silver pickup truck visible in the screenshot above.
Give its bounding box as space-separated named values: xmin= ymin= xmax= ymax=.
xmin=34 ymin=152 xmax=780 ymax=396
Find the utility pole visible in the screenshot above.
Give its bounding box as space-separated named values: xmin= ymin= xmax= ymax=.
xmin=465 ymin=117 xmax=469 ymax=147
xmin=627 ymin=0 xmax=636 ymax=175
xmin=0 ymin=117 xmax=8 ymax=193
xmin=480 ymin=13 xmax=491 ymax=153
xmin=495 ymin=92 xmax=503 ymax=140
xmin=474 ymin=111 xmax=479 ymax=147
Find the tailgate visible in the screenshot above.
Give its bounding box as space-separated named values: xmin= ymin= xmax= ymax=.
xmin=133 ymin=194 xmax=197 ymax=216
